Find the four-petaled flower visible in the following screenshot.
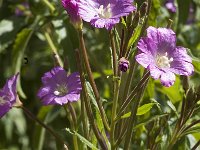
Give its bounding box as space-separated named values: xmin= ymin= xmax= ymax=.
xmin=77 ymin=0 xmax=135 ymax=30
xmin=37 ymin=67 xmax=82 ymax=105
xmin=0 ymin=73 xmax=19 ymax=118
xmin=136 ymin=26 xmax=194 ymax=87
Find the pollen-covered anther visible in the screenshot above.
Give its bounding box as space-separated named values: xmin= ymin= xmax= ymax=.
xmin=156 ymin=52 xmax=173 ymax=68
xmin=97 ymin=4 xmax=112 ymax=18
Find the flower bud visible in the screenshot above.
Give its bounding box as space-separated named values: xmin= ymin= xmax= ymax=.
xmin=139 ymin=2 xmax=148 ymax=18
xmin=62 ymin=0 xmax=82 ymax=29
xmin=119 ymin=57 xmax=130 ymax=72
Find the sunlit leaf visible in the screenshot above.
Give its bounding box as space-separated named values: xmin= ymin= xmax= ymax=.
xmin=137 ymin=103 xmax=156 ymax=116
xmin=66 ymin=128 xmax=99 ymax=150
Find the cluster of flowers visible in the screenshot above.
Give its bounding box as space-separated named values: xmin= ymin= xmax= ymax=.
xmin=0 ymin=0 xmax=194 ymax=119
xmin=62 ymin=0 xmax=194 ymax=86
xmin=0 ymin=67 xmax=82 ymax=118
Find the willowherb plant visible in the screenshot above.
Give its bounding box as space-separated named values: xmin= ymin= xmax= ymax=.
xmin=1 ymin=0 xmax=200 ymax=150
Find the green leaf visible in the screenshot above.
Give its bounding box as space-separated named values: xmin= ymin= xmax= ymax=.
xmin=66 ymin=128 xmax=99 ymax=150
xmin=167 ymin=100 xmax=178 ymax=116
xmin=85 ymin=81 xmax=99 ymax=109
xmin=156 ymin=76 xmax=183 ymax=103
xmin=121 ymin=112 xmax=131 ymax=119
xmin=121 ymin=103 xmax=156 ymax=118
xmin=137 ymin=103 xmax=156 ymax=115
xmin=127 ymin=24 xmax=142 ymax=49
xmin=181 ymin=126 xmax=200 ymax=137
xmin=148 ymin=0 xmax=160 ymax=26
xmin=12 ymin=28 xmax=33 ymax=98
xmin=193 ymin=60 xmax=200 ymax=74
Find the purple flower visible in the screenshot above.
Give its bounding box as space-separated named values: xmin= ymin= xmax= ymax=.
xmin=77 ymin=0 xmax=135 ymax=30
xmin=136 ymin=26 xmax=194 ymax=87
xmin=119 ymin=57 xmax=129 ymax=72
xmin=15 ymin=2 xmax=30 ymax=16
xmin=165 ymin=0 xmax=176 ymax=13
xmin=62 ymin=0 xmax=82 ymax=27
xmin=37 ymin=67 xmax=82 ymax=105
xmin=0 ymin=74 xmax=19 ymax=118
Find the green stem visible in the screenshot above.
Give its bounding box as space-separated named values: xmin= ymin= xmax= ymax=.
xmin=80 ymin=94 xmax=89 ymax=141
xmin=116 ymin=71 xmax=150 ymax=119
xmin=21 ymin=106 xmax=68 ymax=148
xmin=75 ymin=49 xmax=108 ymax=149
xmin=191 ymin=140 xmax=200 ymax=150
xmin=77 ymin=29 xmax=110 ymax=131
xmin=124 ymin=77 xmax=149 ymax=150
xmin=44 ymin=31 xmax=63 ymax=67
xmin=64 ymin=104 xmax=79 ymax=150
xmin=42 ymin=0 xmax=55 ymax=13
xmin=109 ymin=29 xmax=120 ymax=149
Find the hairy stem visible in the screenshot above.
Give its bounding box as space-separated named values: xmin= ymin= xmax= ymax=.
xmin=109 ymin=29 xmax=120 ymax=149
xmin=78 ymin=29 xmax=110 ymax=131
xmin=75 ymin=49 xmax=108 ymax=149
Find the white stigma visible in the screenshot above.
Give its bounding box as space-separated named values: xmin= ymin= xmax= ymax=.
xmin=97 ymin=4 xmax=112 ymax=19
xmin=0 ymin=96 xmax=6 ymax=105
xmin=156 ymin=52 xmax=173 ymax=68
xmin=54 ymin=91 xmax=60 ymax=96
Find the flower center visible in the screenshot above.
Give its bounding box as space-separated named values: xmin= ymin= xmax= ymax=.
xmin=54 ymin=84 xmax=68 ymax=96
xmin=0 ymin=96 xmax=6 ymax=105
xmin=97 ymin=4 xmax=112 ymax=19
xmin=156 ymin=52 xmax=173 ymax=68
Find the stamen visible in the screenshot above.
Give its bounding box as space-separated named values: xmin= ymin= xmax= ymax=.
xmin=54 ymin=84 xmax=68 ymax=96
xmin=156 ymin=52 xmax=173 ymax=68
xmin=97 ymin=4 xmax=112 ymax=18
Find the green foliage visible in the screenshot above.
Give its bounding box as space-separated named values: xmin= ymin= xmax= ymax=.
xmin=66 ymin=128 xmax=99 ymax=150
xmin=0 ymin=0 xmax=200 ymax=149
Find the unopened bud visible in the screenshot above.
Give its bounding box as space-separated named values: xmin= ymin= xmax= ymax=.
xmin=140 ymin=2 xmax=148 ymax=18
xmin=119 ymin=57 xmax=130 ymax=72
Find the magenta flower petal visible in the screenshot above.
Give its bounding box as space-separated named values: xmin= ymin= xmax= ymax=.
xmin=137 ymin=37 xmax=158 ymax=56
xmin=0 ymin=100 xmax=11 ymax=118
xmin=136 ymin=26 xmax=194 ymax=87
xmin=160 ymin=71 xmax=175 ymax=87
xmin=38 ymin=66 xmax=82 ymax=105
xmin=147 ymin=65 xmax=162 ymax=80
xmin=147 ymin=26 xmax=176 ymax=53
xmin=136 ymin=53 xmax=154 ymax=68
xmin=169 ymin=46 xmax=194 ymax=76
xmin=78 ymin=0 xmax=135 ymax=30
xmin=0 ymin=73 xmax=19 ymax=118
xmin=62 ymin=0 xmax=82 ymax=26
xmin=66 ymin=94 xmax=80 ymax=102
